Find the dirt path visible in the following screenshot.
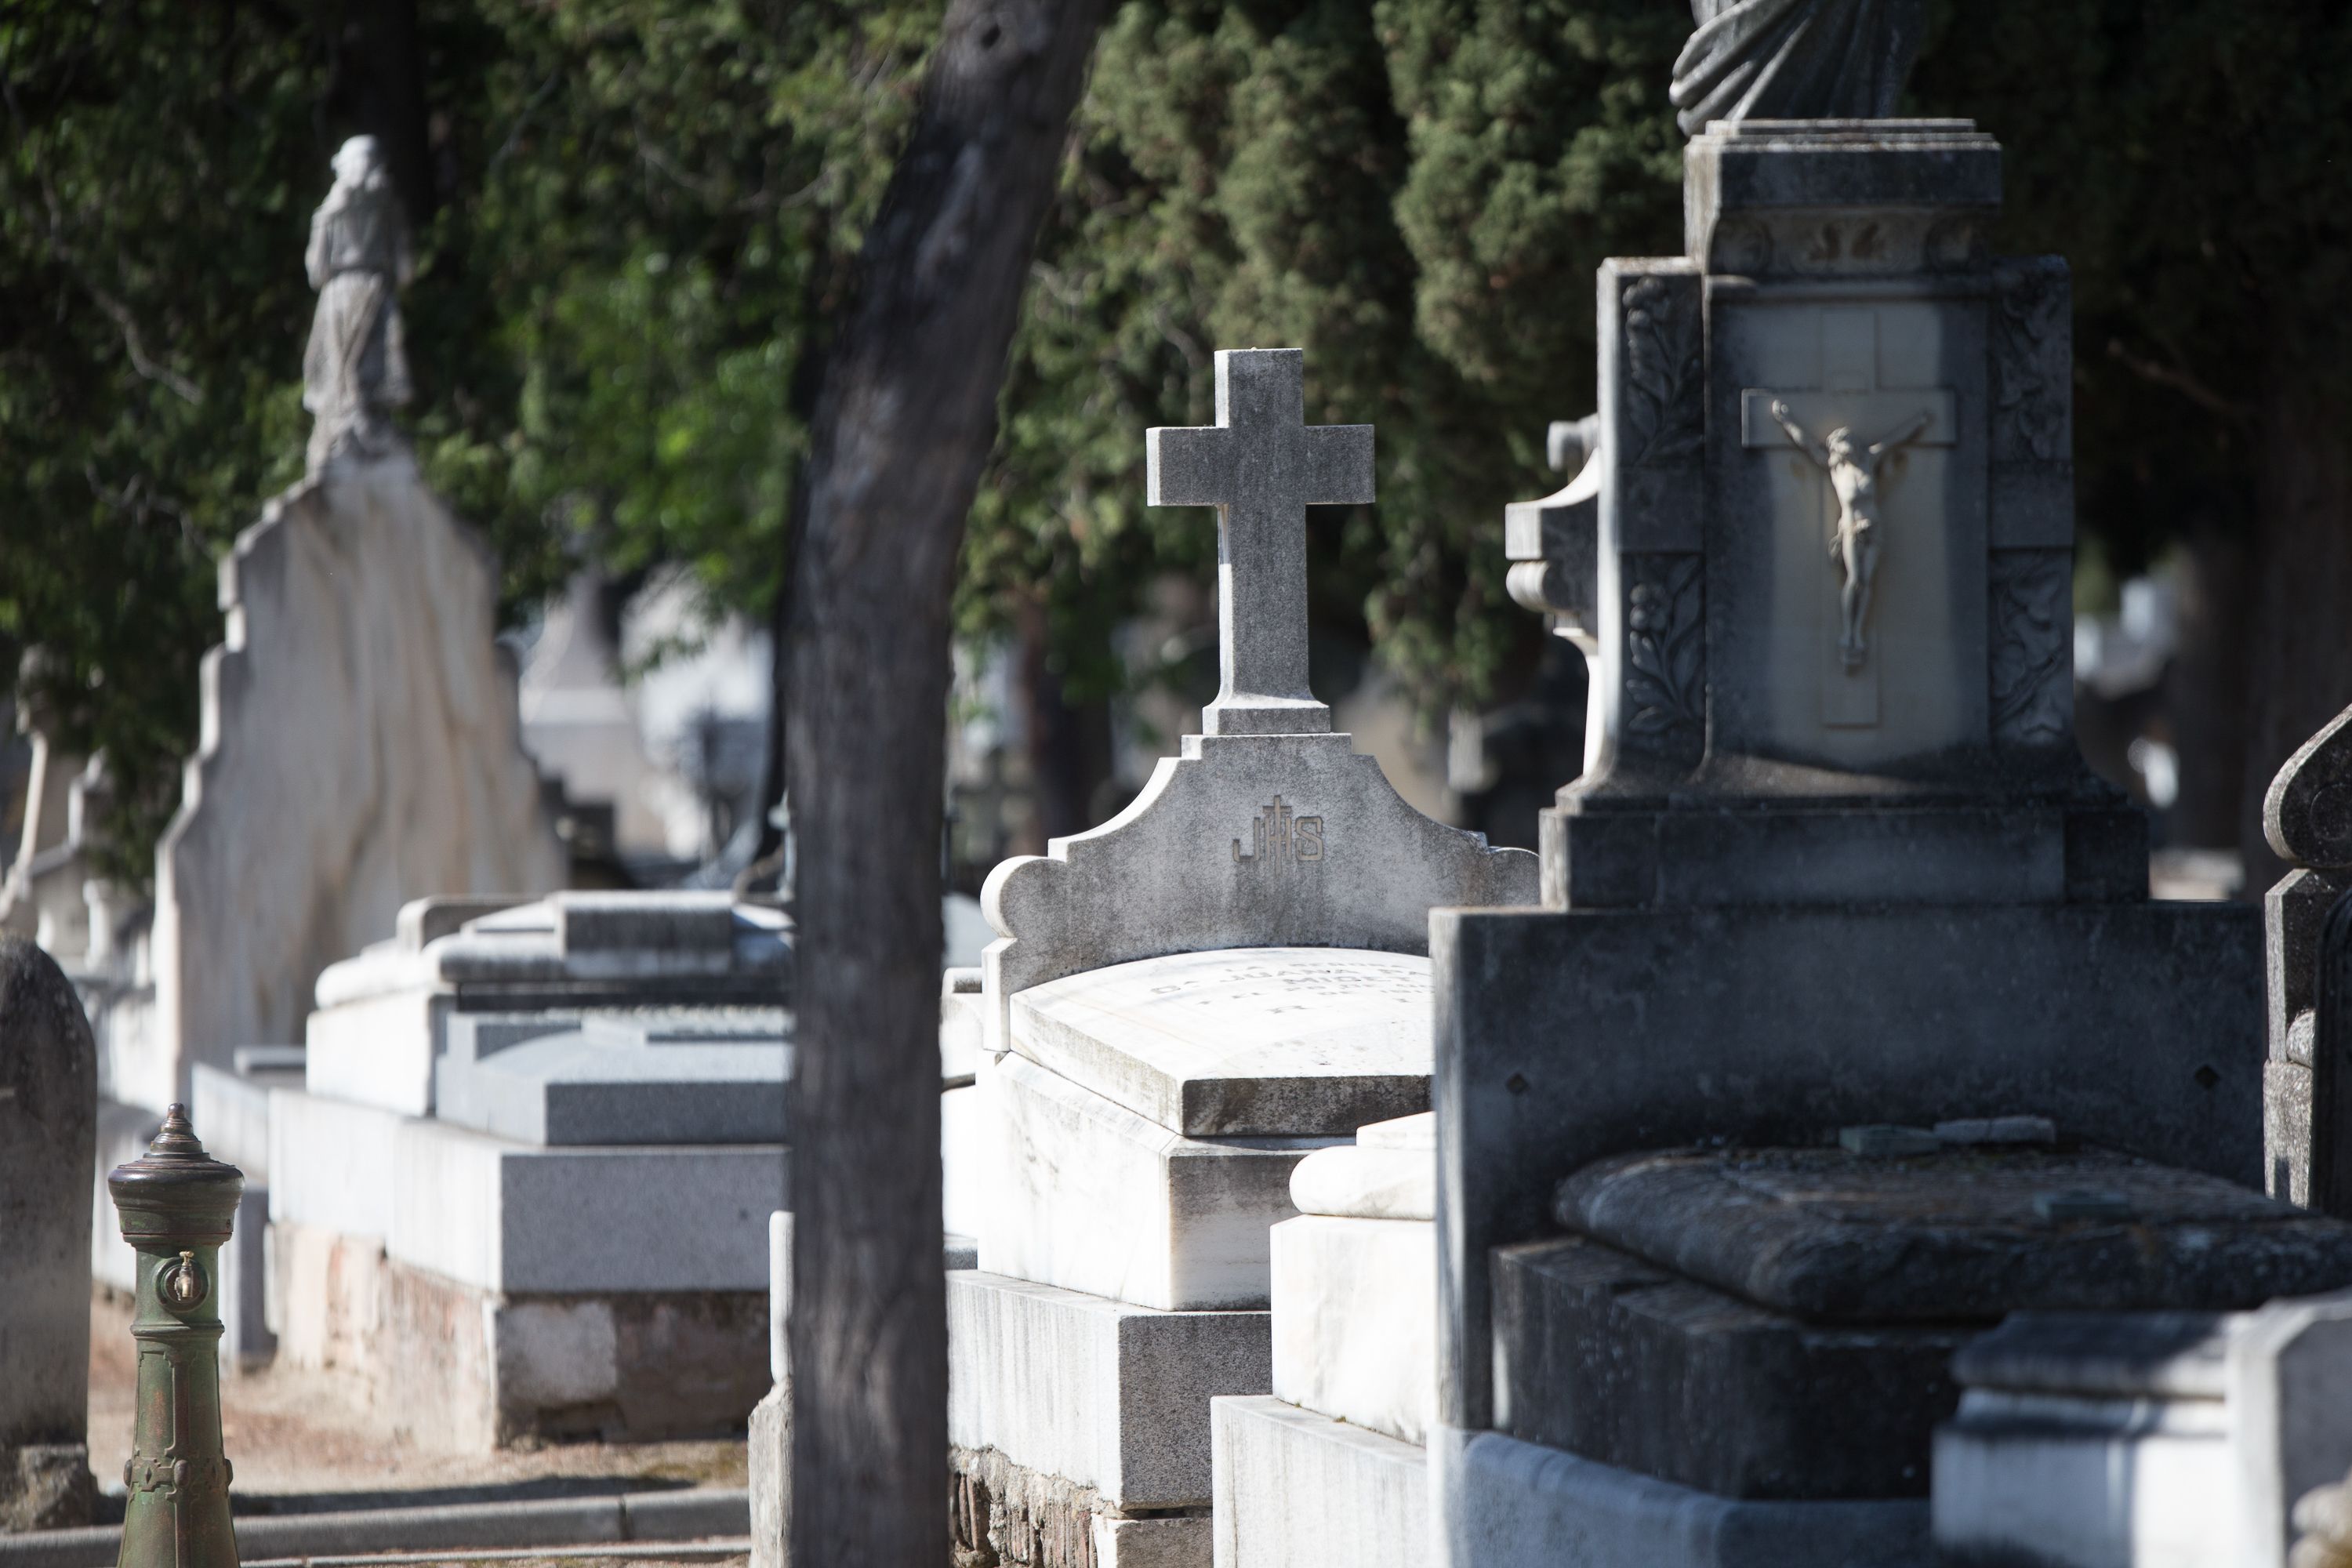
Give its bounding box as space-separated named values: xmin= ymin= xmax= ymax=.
xmin=89 ymin=1292 xmax=746 ymax=1512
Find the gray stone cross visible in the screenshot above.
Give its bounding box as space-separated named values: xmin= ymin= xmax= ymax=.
xmin=1146 ymin=349 xmax=1374 ymax=736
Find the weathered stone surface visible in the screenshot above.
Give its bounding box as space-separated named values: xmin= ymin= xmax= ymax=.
xmin=979 ymin=1052 xmax=1336 ymax=1311
xmin=949 ymin=1443 xmax=1210 ymax=1568
xmin=1271 ymin=1215 xmax=1433 ymax=1446
xmin=267 ymin=1218 xmax=765 ymax=1450
xmin=144 ymin=459 xmax=564 ymax=1110
xmin=1009 ymin=948 xmax=1431 ymax=1138
xmin=0 ymin=938 xmax=96 ymax=1530
xmin=1559 ymin=1145 xmax=2352 ymax=1323
xmin=982 ymin=735 xmax=1533 ymax=1056
xmin=1432 ymin=1425 xmax=1930 ymax=1568
xmin=946 ymin=1269 xmax=1270 ymax=1511
xmin=749 ymin=1381 xmax=787 ymax=1568
xmin=2263 ymin=703 xmax=2352 ymax=1216
xmin=1212 ymin=1396 xmax=1428 ymax=1568
xmin=307 ymin=893 xmax=791 ymax=1116
xmin=1492 ymin=1235 xmax=1966 ymax=1501
xmin=1144 ymin=349 xmax=1372 ymax=740
xmin=1434 ymin=898 xmax=2263 ymax=1432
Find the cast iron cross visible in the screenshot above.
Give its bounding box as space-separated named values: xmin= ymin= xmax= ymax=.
xmin=1146 ymin=349 xmax=1374 ymax=735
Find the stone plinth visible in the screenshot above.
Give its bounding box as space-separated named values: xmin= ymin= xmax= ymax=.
xmin=307 ymin=891 xmax=792 ymax=1117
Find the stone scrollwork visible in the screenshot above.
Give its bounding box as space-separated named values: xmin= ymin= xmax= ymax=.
xmin=1987 ymin=550 xmax=2071 ymax=747
xmin=1622 ymin=553 xmax=1704 ymax=755
xmin=1992 ymin=260 xmax=2070 ymax=464
xmin=2267 ymin=702 xmax=2352 ymax=872
xmin=1620 ymin=277 xmax=1704 ymax=468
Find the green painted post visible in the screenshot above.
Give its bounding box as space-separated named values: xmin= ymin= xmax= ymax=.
xmin=108 ymin=1104 xmax=244 ymax=1568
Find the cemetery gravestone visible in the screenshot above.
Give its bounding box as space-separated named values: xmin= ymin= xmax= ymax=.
xmin=2262 ymin=702 xmax=2352 ymax=1210
xmin=102 ymin=139 xmax=565 ymax=1115
xmin=0 ymin=938 xmax=98 ymax=1531
xmin=945 ymin=349 xmax=1534 ymax=1568
xmin=269 ymin=892 xmax=789 ymax=1449
xmin=1428 ymin=96 xmax=2277 ymax=1568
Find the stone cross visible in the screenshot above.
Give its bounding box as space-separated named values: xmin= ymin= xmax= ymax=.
xmin=1739 ymin=307 xmax=1956 ymax=728
xmin=1146 ymin=350 xmax=1374 ymax=736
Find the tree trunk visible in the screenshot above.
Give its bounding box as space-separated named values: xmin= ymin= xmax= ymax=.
xmin=2239 ymin=373 xmax=2352 ymax=893
xmin=782 ymin=3 xmax=1105 ymax=1565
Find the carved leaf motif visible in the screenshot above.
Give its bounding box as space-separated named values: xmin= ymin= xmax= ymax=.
xmin=1621 ymin=277 xmax=1704 ymax=468
xmin=1988 ymin=551 xmax=2071 ymax=746
xmin=1994 ymin=267 xmax=2067 ymax=463
xmin=1623 ymin=554 xmax=1704 ymax=749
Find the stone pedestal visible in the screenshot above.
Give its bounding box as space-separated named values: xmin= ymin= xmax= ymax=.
xmin=1439 ymin=118 xmax=2274 ymax=1566
xmin=951 ymin=348 xmax=1535 ymax=1568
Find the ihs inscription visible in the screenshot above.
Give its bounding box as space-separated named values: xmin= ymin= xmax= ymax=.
xmin=1232 ymin=796 xmax=1326 ymax=865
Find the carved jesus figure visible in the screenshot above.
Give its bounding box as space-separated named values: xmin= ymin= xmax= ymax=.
xmin=1768 ymin=399 xmax=1929 ymax=669
xmin=303 ymin=136 xmax=414 ymax=474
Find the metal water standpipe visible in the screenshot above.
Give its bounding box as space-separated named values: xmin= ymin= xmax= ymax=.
xmin=108 ymin=1103 xmax=244 ymax=1568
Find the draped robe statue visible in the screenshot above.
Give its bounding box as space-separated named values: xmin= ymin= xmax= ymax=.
xmin=1670 ymin=0 xmax=1928 ymax=137
xmin=303 ymin=136 xmax=414 ymax=474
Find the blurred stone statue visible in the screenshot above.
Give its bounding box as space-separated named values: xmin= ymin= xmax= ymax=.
xmin=1671 ymin=0 xmax=1928 ymax=137
xmin=303 ymin=136 xmax=413 ymax=473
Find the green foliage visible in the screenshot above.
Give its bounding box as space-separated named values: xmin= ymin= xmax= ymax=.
xmin=1911 ymin=0 xmax=2352 ymax=572
xmin=1 ymin=0 xmax=935 ymax=886
xmin=958 ymin=0 xmax=1685 ymax=719
xmin=13 ymin=0 xmax=2343 ymax=889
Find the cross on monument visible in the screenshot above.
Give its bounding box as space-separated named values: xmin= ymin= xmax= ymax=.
xmin=1739 ymin=307 xmax=1957 ymax=727
xmin=1146 ymin=349 xmax=1375 ymax=736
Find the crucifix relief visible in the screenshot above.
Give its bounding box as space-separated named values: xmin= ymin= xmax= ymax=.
xmin=1146 ymin=350 xmax=1375 ymax=736
xmin=1740 ymin=308 xmax=1956 ymax=728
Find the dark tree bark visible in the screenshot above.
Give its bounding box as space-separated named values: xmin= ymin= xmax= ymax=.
xmin=782 ymin=4 xmax=1106 ymax=1565
xmin=2238 ymin=377 xmax=2352 ymax=893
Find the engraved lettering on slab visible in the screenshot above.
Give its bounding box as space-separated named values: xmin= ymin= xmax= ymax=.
xmin=1232 ymin=796 xmax=1327 ymax=866
xmin=1740 ymin=307 xmax=1957 ymax=730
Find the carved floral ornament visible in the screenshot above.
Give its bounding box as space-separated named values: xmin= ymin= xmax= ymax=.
xmin=1620 ymin=276 xmax=1704 ymax=469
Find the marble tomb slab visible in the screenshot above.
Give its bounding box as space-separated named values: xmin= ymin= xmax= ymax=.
xmin=433 ymin=1009 xmax=790 ymax=1146
xmin=1009 ymin=946 xmax=1433 ymax=1137
xmin=981 ymin=1051 xmax=1341 ymax=1311
xmin=308 ymin=891 xmax=793 ymax=1116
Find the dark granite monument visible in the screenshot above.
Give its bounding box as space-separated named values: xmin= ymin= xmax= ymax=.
xmin=1442 ymin=35 xmax=2299 ymax=1568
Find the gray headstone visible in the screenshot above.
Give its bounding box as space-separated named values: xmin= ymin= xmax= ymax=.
xmin=0 ymin=938 xmax=96 ymax=1530
xmin=2263 ymin=702 xmax=2352 ymax=1213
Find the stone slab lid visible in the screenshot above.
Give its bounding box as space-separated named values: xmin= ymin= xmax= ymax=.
xmin=316 ymin=891 xmax=791 ymax=1010
xmin=434 ymin=1007 xmax=790 ymax=1146
xmin=1557 ymin=1144 xmax=2352 ymax=1324
xmin=1008 ymin=946 xmax=1431 ymax=1138
xmin=1949 ymin=1310 xmax=2234 ymax=1401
